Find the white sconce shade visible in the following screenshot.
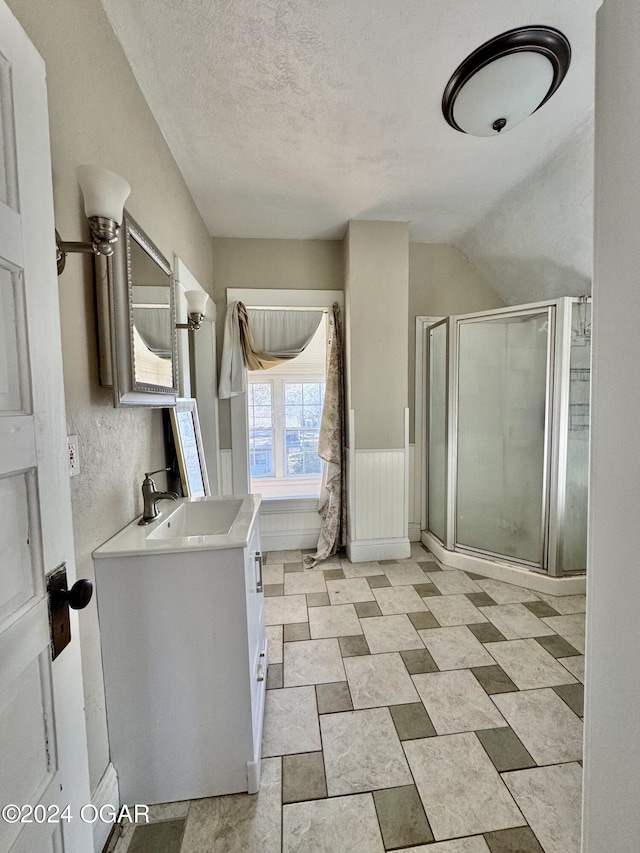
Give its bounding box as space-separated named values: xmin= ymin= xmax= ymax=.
xmin=76 ymin=165 xmax=131 ymax=224
xmin=185 ymin=290 xmax=209 ymax=316
xmin=442 ymin=26 xmax=571 ymax=137
xmin=452 ymin=52 xmax=554 ymax=137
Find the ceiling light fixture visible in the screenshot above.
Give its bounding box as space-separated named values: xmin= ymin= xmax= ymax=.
xmin=442 ymin=26 xmax=571 ymax=137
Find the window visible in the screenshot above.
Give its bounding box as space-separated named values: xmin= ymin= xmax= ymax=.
xmin=248 ymin=315 xmax=327 ymax=498
xmin=248 ymin=383 xmax=273 ymax=477
xmin=284 ymin=382 xmax=325 ymax=476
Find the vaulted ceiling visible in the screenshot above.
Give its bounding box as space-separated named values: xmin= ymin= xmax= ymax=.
xmin=100 ymin=0 xmax=599 ymax=242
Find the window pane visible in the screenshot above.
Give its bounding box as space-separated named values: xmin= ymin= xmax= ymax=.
xmin=253 ymin=405 xmax=272 ymax=428
xmin=285 ymin=405 xmax=302 ymax=428
xmin=303 ymin=452 xmax=322 ymax=475
xmin=250 ymin=383 xmax=272 ymax=405
xmin=303 ymin=405 xmax=322 ymax=428
xmin=285 ymin=383 xmax=302 ymax=404
xmin=285 ymin=382 xmax=326 ymax=432
xmin=249 ymin=429 xmax=273 ymax=477
xmin=249 ymin=382 xmax=273 ymax=432
xmin=285 ymin=429 xmax=321 ymax=475
xmin=303 ymin=383 xmax=322 ymax=404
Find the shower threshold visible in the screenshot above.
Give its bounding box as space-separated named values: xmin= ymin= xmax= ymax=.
xmin=422 ymin=531 xmax=586 ymax=597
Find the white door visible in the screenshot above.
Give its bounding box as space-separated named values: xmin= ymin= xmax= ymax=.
xmin=0 ymin=5 xmax=93 ymax=852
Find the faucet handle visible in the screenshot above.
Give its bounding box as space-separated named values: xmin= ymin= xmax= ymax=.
xmin=144 ymin=467 xmax=171 ymax=479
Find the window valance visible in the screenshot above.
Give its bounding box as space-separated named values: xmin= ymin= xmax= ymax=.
xmin=219 ymin=301 xmax=323 ymax=398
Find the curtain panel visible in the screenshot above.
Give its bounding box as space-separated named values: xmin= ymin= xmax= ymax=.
xmin=304 ymin=303 xmax=347 ymax=567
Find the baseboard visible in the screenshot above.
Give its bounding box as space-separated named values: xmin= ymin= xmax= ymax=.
xmin=347 ymin=537 xmax=411 ymax=562
xmin=422 ymin=532 xmax=586 ymax=596
xmin=92 ymin=762 xmax=119 ymax=853
xmin=260 ymin=529 xmax=321 ymax=551
xmin=408 ymin=522 xmax=421 ymax=542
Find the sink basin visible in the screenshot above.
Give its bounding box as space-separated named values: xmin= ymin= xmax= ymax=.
xmin=93 ymin=495 xmax=261 ymax=558
xmin=148 ymin=498 xmax=244 ymax=539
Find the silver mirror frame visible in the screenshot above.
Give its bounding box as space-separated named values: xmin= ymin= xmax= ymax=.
xmin=97 ymin=211 xmax=178 ymax=407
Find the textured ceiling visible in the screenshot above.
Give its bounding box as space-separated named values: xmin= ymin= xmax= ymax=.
xmin=100 ymin=0 xmax=599 ymax=241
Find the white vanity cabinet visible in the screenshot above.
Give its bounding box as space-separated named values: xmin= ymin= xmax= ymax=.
xmin=94 ymin=508 xmax=266 ymax=805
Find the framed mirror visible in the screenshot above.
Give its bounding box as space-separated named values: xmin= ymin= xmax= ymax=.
xmin=97 ymin=211 xmax=178 ymax=406
xmin=169 ymin=398 xmax=210 ymax=497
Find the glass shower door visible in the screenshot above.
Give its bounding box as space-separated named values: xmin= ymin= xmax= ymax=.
xmin=455 ymin=309 xmax=552 ymax=566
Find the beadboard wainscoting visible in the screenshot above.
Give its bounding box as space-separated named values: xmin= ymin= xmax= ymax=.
xmin=222 ymin=442 xmax=418 ymax=554
xmin=354 ymin=449 xmax=406 ymax=539
xmin=347 ymin=449 xmax=411 ymax=562
xmin=258 ymin=498 xmax=322 ymax=551
xmin=220 ymin=450 xmax=322 ymax=551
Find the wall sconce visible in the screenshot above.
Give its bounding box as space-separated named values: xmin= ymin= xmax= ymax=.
xmin=442 ymin=26 xmax=571 ymax=136
xmin=176 ymin=290 xmax=210 ymax=332
xmin=56 ymin=165 xmax=131 ymax=274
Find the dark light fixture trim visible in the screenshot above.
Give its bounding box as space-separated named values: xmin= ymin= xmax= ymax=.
xmin=442 ymin=25 xmax=572 ymax=134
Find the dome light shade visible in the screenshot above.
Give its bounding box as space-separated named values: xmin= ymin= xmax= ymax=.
xmin=442 ymin=26 xmax=571 ymax=137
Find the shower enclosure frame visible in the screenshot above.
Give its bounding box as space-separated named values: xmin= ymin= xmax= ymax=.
xmin=417 ymin=296 xmax=590 ymax=578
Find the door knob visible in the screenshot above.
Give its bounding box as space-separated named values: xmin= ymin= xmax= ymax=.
xmin=58 ymin=579 xmax=94 ymax=610
xmin=47 ymin=565 xmax=94 ymax=660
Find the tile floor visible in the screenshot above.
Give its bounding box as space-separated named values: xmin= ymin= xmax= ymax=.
xmin=108 ymin=544 xmax=585 ymax=853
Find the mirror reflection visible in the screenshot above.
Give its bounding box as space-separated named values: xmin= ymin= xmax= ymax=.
xmin=129 ymin=238 xmax=174 ymax=389
xmin=98 ymin=210 xmax=178 ymax=407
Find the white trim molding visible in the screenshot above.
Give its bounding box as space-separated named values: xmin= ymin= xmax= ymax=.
xmin=226 ymin=288 xmax=344 ymax=497
xmin=175 ymin=257 xmax=221 ymax=494
xmin=408 ymin=523 xmax=421 ymax=542
xmin=91 ymin=762 xmax=119 ymax=853
xmin=347 ymin=536 xmax=411 ymax=562
xmin=227 ymin=288 xmax=343 ymax=309
xmin=422 ymin=531 xmax=586 ymax=596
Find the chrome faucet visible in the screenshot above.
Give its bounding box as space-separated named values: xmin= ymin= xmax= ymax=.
xmin=138 ymin=467 xmax=179 ymax=525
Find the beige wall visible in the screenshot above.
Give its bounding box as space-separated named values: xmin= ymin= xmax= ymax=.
xmin=459 ymin=122 xmax=594 ymax=306
xmin=346 ymin=221 xmax=409 ymax=449
xmin=213 ymin=238 xmax=502 ymax=448
xmin=8 ymin=0 xmax=212 ymax=791
xmin=212 ymin=237 xmax=344 ymax=447
xmin=408 ymin=243 xmax=504 ymax=441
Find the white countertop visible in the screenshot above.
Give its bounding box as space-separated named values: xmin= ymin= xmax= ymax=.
xmin=93 ymin=494 xmax=261 ymax=558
